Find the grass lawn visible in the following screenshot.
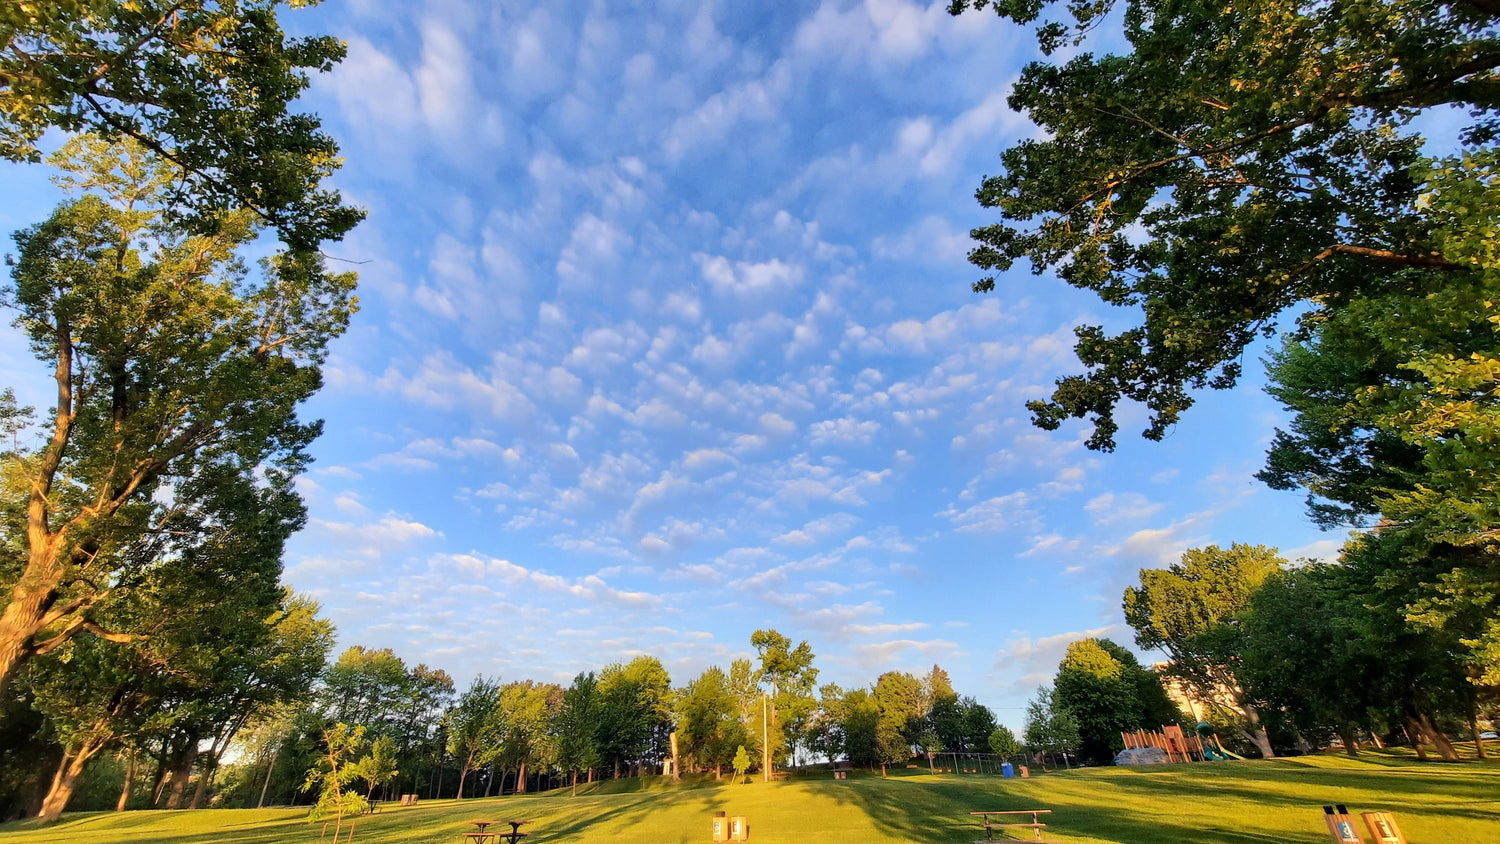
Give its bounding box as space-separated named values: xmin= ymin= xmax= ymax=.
xmin=3 ymin=751 xmax=1498 ymax=843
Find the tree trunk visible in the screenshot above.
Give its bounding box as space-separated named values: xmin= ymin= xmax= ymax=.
xmin=1405 ymin=718 xmax=1430 ymax=761
xmin=484 ymin=764 xmax=494 ymax=798
xmin=150 ymin=744 xmax=170 ymax=806
xmin=1370 ymin=731 xmax=1385 ymax=749
xmin=0 ymin=540 xmax=66 ymax=701
xmin=455 ymin=767 xmax=469 ymax=800
xmin=587 ymin=766 xmax=593 ymax=784
xmin=1471 ymin=708 xmax=1487 ymax=760
xmin=164 ymin=743 xmax=198 ymax=809
xmin=517 ymin=762 xmax=527 ymax=794
xmin=1239 ymin=702 xmax=1276 ymax=758
xmin=40 ymin=741 xmax=105 ymax=822
xmin=1338 ymin=726 xmax=1358 ymax=757
xmin=570 ymin=771 xmax=577 ymax=797
xmin=1418 ymin=712 xmax=1460 ymax=762
xmin=189 ymin=753 xmax=217 ymax=809
xmin=670 ymin=732 xmax=680 ymax=783
xmin=117 ymin=751 xmax=135 ymax=812
xmin=613 ymin=759 xmax=620 ymax=780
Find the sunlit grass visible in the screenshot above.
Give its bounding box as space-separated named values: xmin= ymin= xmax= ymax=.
xmin=3 ymin=750 xmax=1498 ymax=843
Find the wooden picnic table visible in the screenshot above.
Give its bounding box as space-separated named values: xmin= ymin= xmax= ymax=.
xmin=971 ymin=809 xmax=1052 ymax=843
xmin=463 ymin=818 xmax=531 ymax=844
xmin=463 ymin=819 xmax=502 ymax=844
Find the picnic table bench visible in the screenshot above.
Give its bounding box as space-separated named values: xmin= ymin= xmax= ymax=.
xmin=971 ymin=809 xmax=1052 ymax=843
xmin=464 ymin=819 xmax=530 ymax=844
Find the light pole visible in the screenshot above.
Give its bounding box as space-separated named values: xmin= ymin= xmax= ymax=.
xmin=762 ymin=692 xmax=769 ymax=782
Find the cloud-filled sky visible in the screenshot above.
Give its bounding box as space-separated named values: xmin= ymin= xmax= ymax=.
xmin=0 ymin=0 xmax=1344 ymax=727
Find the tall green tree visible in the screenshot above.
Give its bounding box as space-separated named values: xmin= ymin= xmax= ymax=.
xmin=1124 ymin=543 xmax=1283 ymax=756
xmin=553 ymin=672 xmax=600 ymax=795
xmin=0 ymin=136 xmax=356 ymax=696
xmin=1022 ymin=686 xmax=1079 ymax=759
xmin=676 ymin=666 xmax=746 ymax=779
xmin=1255 ymin=172 xmax=1500 ymax=680
xmin=750 ymin=629 xmax=818 ymax=769
xmin=444 ymin=677 xmax=500 ymax=799
xmin=871 ymin=671 xmax=921 ymax=775
xmin=1052 ymin=639 xmax=1141 ymax=764
xmin=1 ymin=0 xmax=363 ymax=248
xmin=495 ymin=681 xmax=559 ymax=794
xmin=949 ymin=0 xmax=1499 ymax=450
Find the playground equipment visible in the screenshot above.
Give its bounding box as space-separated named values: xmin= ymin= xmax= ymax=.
xmin=1118 ymin=722 xmax=1247 ymax=762
xmin=1196 ymin=721 xmax=1245 ymax=760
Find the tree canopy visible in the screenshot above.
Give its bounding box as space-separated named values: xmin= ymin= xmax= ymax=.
xmin=1 ymin=0 xmax=363 ymax=248
xmin=0 ymin=136 xmax=356 ymax=695
xmin=950 ymin=0 xmax=1500 ymax=450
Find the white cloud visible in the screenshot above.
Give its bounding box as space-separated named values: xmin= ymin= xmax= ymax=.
xmin=694 ymin=253 xmax=805 ymax=296
xmin=1085 ymin=492 xmax=1164 ymax=526
xmin=940 ymin=491 xmax=1037 ymax=534
xmin=808 ymin=416 xmax=880 ymax=446
xmin=994 ymin=625 xmax=1123 ymax=691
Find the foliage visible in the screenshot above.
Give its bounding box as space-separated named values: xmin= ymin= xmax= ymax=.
xmin=731 ymin=745 xmax=750 ymax=784
xmin=597 ymin=656 xmax=673 ymax=776
xmin=553 ymin=672 xmax=601 ymax=792
xmin=751 ymin=629 xmax=819 ymax=766
xmin=950 ymin=0 xmax=1500 ymax=451
xmin=676 ymin=666 xmax=748 ymax=776
xmin=1124 ymin=543 xmax=1283 ymax=756
xmin=1053 ymin=639 xmax=1142 ymax=763
xmin=354 ymin=735 xmax=397 ymax=800
xmin=444 ymin=676 xmax=500 ymax=798
xmin=1022 ymin=686 xmax=1079 ymax=756
xmin=305 ymin=723 xmax=368 ymax=825
xmin=989 ymin=726 xmax=1022 ymax=758
xmin=495 ymin=681 xmax=560 ymax=793
xmin=871 ymin=671 xmax=921 ymax=773
xmin=0 ymin=135 xmax=356 ymax=695
xmin=0 ymin=0 xmax=363 ymax=248
xmin=1255 ymin=151 xmax=1500 ymax=678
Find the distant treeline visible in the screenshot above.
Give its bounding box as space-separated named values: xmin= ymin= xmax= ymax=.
xmin=0 ymin=627 xmax=1018 ymax=819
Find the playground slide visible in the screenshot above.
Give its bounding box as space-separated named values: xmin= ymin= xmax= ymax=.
xmin=1214 ymin=737 xmax=1246 ymax=761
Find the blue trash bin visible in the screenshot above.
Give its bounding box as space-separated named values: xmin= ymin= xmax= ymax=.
xmin=1002 ymin=762 xmax=1014 ymax=778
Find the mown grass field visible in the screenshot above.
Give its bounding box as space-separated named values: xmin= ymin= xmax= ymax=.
xmin=3 ymin=752 xmax=1498 ymax=843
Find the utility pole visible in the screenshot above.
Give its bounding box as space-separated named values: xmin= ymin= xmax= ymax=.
xmin=762 ymin=692 xmax=769 ymax=782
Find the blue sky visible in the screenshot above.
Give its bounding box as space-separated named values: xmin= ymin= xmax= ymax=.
xmin=0 ymin=0 xmax=1343 ymax=728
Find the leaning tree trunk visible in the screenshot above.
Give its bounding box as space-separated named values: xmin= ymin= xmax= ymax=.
xmin=1418 ymin=713 xmax=1460 ymax=762
xmin=1405 ymin=718 xmax=1430 ymax=760
xmin=117 ymin=751 xmax=135 ymax=811
xmin=39 ymin=738 xmax=107 ymax=822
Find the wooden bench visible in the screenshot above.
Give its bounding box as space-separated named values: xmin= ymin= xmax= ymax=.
xmin=971 ymin=809 xmax=1052 ymax=843
xmin=769 ymin=770 xmax=790 ymax=781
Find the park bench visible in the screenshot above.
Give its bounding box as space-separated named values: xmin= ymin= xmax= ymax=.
xmin=971 ymin=809 xmax=1052 ymax=843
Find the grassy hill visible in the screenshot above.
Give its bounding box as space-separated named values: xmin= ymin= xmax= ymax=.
xmin=3 ymin=752 xmax=1498 ymax=843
